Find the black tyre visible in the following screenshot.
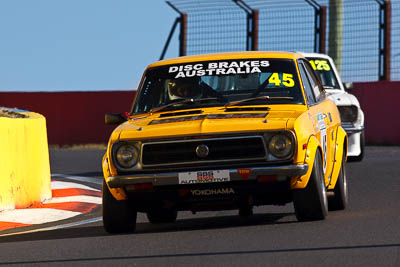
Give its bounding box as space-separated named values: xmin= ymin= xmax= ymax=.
xmin=238 ymin=206 xmax=253 ymax=217
xmin=349 ymin=131 xmax=365 ymax=162
xmin=328 ymin=158 xmax=348 ymax=211
xmin=102 ymin=180 xmax=137 ymax=234
xmin=292 ymin=150 xmax=328 ymax=221
xmin=147 ymin=209 xmax=178 ymax=224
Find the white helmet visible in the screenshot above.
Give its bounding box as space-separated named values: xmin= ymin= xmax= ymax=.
xmin=167 ymin=77 xmax=202 ymax=100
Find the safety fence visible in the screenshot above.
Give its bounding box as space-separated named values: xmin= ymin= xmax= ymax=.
xmin=392 ymin=1 xmax=400 ymax=80
xmin=162 ymin=0 xmax=398 ymax=83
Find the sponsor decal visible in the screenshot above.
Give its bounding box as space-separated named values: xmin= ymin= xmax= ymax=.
xmin=179 ymin=170 xmax=230 ymax=184
xmin=237 ymin=168 xmax=251 ymax=180
xmin=168 ymin=60 xmax=270 ymax=79
xmin=191 ymin=188 xmax=235 ymax=196
xmin=316 ymin=113 xmax=328 ymax=174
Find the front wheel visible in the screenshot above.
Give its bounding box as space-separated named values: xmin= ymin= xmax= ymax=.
xmin=293 ymin=150 xmax=328 ymax=221
xmin=102 ymin=180 xmax=137 ymax=234
xmin=328 ymin=158 xmax=348 ymax=211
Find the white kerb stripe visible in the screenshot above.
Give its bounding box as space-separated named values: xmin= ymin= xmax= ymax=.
xmin=51 ymin=181 xmax=100 ymax=191
xmin=44 ymin=196 xmax=102 ymax=205
xmin=0 ymin=209 xmax=81 ymax=224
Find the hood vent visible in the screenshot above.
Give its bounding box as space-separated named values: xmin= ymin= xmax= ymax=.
xmin=207 ymin=113 xmax=268 ymax=119
xmin=225 ymin=107 xmax=270 ymax=112
xmin=149 ymin=115 xmax=207 ymax=125
xmin=159 ymin=110 xmax=203 ymax=118
xmin=149 ymin=112 xmax=268 ymax=125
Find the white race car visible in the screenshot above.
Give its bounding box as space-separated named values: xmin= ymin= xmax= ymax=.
xmin=300 ymin=52 xmax=365 ymax=161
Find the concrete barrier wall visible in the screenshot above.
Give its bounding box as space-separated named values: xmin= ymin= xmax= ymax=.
xmin=0 ymin=83 xmax=399 ymax=145
xmin=0 ymin=112 xmax=52 ymax=211
xmin=351 ymin=81 xmax=400 ymax=145
xmin=0 ymin=91 xmax=136 ymax=146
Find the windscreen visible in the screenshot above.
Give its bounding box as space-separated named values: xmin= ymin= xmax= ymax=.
xmin=133 ymin=58 xmax=304 ymax=114
xmin=307 ymin=57 xmax=341 ymax=90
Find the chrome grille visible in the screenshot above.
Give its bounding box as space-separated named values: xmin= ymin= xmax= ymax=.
xmin=141 ymin=136 xmax=266 ymax=167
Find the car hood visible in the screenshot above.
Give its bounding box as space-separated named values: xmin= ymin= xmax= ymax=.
xmin=116 ymin=106 xmax=305 ymax=140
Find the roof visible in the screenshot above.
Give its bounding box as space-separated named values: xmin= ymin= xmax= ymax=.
xmin=147 ymin=51 xmax=305 ymax=69
xmin=297 ymin=52 xmax=332 ymax=60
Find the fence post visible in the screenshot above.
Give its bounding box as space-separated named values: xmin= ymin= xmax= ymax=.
xmin=179 ymin=13 xmax=188 ymax=57
xmin=251 ymin=9 xmax=259 ymax=51
xmin=305 ymin=0 xmax=327 ymax=54
xmin=161 ymin=1 xmax=187 ymax=59
xmin=232 ymin=0 xmax=258 ymax=51
xmin=376 ymin=0 xmax=391 ymax=81
xmin=159 ymin=17 xmax=180 ymax=60
xmin=318 ymin=6 xmax=327 ymax=54
xmin=328 ymin=0 xmax=343 ymax=74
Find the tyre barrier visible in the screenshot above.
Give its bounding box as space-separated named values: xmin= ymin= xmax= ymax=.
xmin=0 ymin=109 xmax=51 ymax=211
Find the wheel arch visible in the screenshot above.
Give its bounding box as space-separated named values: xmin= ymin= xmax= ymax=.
xmin=328 ymin=126 xmax=348 ymax=190
xmin=291 ymin=135 xmax=323 ymax=189
xmin=102 ymin=153 xmax=128 ymax=201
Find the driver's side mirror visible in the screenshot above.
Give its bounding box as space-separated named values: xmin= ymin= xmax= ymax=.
xmin=343 ymin=82 xmax=354 ymax=91
xmin=105 ymin=113 xmax=126 ymax=125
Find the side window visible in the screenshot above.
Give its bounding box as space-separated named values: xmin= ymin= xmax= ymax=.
xmin=298 ymin=62 xmax=316 ymax=105
xmin=303 ymin=61 xmax=326 ymax=102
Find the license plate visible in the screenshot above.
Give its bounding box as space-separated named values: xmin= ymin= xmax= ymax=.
xmin=178 ymin=170 xmax=230 ymax=184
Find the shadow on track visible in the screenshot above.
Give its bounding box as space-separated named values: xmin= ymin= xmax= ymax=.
xmin=136 ymin=212 xmax=295 ymax=234
xmin=0 ymin=212 xmax=294 ymax=243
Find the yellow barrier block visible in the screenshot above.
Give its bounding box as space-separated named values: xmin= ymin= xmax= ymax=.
xmin=0 ymin=112 xmax=51 ymax=211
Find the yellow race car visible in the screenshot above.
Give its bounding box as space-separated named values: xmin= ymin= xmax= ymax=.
xmin=102 ymin=51 xmax=348 ymax=233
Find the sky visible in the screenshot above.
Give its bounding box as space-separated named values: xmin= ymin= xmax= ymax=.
xmin=0 ymin=0 xmax=179 ymax=91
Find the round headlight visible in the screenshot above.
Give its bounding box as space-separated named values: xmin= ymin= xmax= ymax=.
xmin=116 ymin=144 xmax=139 ymax=168
xmin=268 ymin=134 xmax=293 ymax=159
xmin=338 ymin=105 xmax=358 ymax=123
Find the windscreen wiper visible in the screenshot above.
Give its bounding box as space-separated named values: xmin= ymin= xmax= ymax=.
xmin=150 ymin=98 xmax=219 ymax=114
xmin=224 ymin=96 xmax=294 ymax=108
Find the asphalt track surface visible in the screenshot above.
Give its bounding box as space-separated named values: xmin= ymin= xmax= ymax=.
xmin=0 ymin=146 xmax=399 ymax=266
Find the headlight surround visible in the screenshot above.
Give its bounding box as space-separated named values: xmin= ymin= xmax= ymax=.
xmin=267 ymin=132 xmax=295 ymax=159
xmin=115 ymin=143 xmax=140 ymax=169
xmin=338 ymin=105 xmax=358 ymax=123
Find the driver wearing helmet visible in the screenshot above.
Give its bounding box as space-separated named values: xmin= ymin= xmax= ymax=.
xmin=167 ymin=77 xmax=202 ymax=101
xmin=234 ymin=73 xmax=260 ymax=90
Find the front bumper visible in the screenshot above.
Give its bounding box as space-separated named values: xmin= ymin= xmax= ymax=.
xmin=107 ymin=164 xmax=308 ymax=188
xmin=342 ymin=125 xmax=364 ymax=134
